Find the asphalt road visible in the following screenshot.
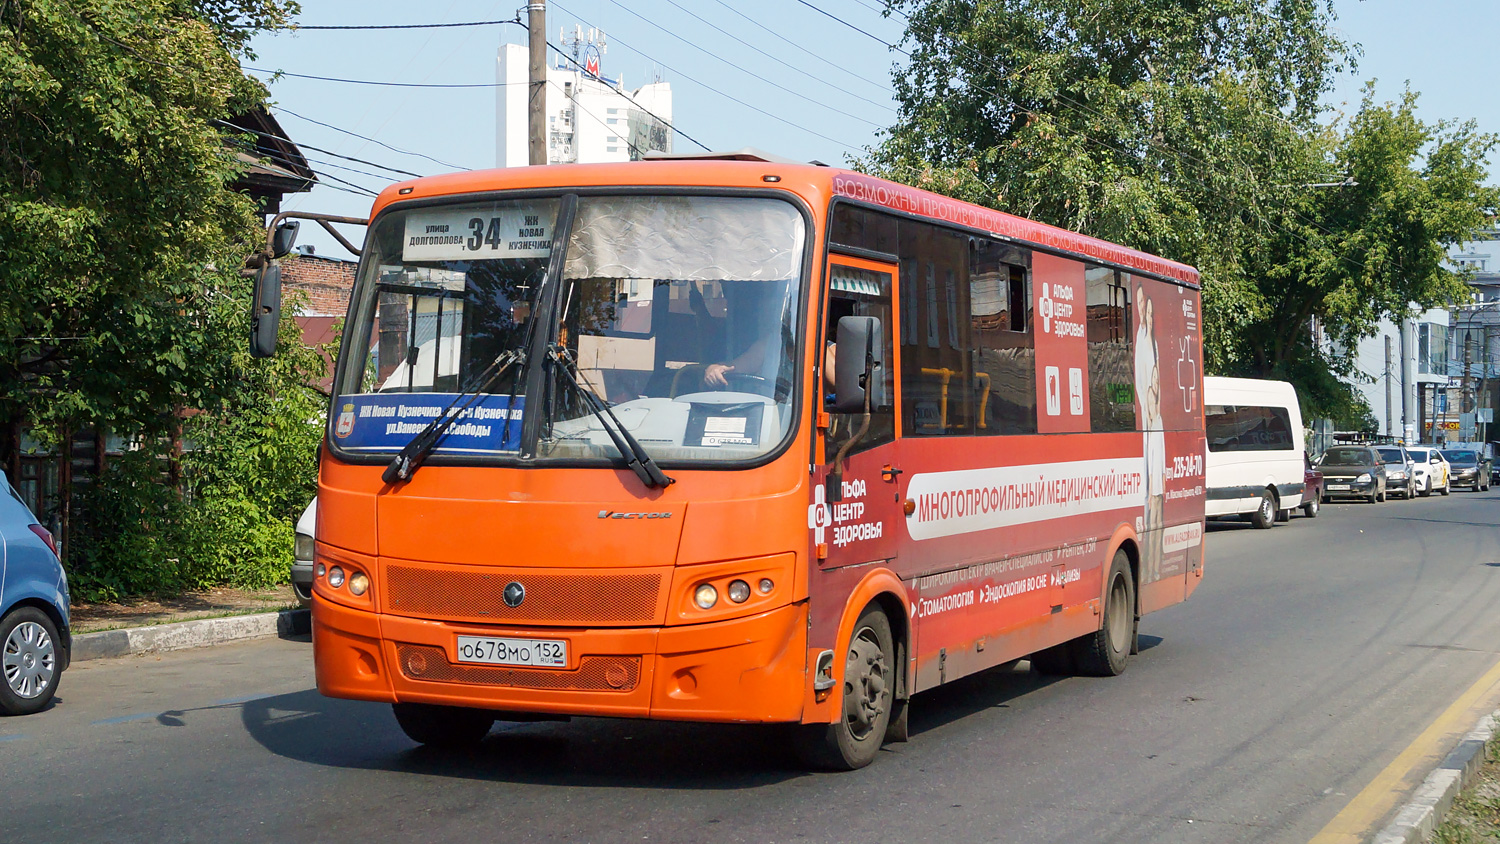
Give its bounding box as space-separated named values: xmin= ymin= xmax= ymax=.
xmin=6 ymin=490 xmax=1500 ymax=844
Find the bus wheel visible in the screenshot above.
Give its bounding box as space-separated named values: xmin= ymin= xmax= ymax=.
xmin=1072 ymin=551 xmax=1136 ymax=677
xmin=392 ymin=703 xmax=495 ymax=748
xmin=796 ymin=605 xmax=894 ymax=771
xmin=1250 ymin=490 xmax=1276 ymax=529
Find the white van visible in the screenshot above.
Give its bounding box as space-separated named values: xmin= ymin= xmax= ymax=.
xmin=1203 ymin=377 xmax=1307 ymax=527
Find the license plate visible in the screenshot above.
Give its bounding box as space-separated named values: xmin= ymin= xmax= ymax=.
xmin=1327 ymin=484 xmax=1349 ymax=491
xmin=455 ymin=636 xmax=567 ymax=668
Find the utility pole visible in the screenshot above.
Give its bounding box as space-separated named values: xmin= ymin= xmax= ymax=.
xmin=1465 ymin=331 xmax=1475 ymax=441
xmin=1384 ymin=334 xmax=1394 ymax=436
xmin=527 ymin=1 xmax=547 ymax=166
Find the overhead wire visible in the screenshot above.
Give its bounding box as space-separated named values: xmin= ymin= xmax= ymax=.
xmin=863 ymin=0 xmax=1356 ymax=254
xmin=294 ymin=20 xmax=523 ymax=30
xmin=798 ymin=0 xmax=1364 ymax=272
xmin=549 ymin=0 xmax=866 ymax=154
xmin=544 ymin=41 xmax=712 ymax=153
xmin=243 ymin=65 xmax=527 ymax=89
xmin=272 ymin=106 xmax=467 ymax=170
xmin=212 ymin=119 xmax=426 ymax=178
xmin=634 ymin=0 xmax=896 ymax=117
xmin=550 ymin=79 xmax=648 ymax=160
xmin=704 ymin=0 xmax=895 ymax=97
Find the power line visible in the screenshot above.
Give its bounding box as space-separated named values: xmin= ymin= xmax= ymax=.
xmin=705 ymin=0 xmax=895 ymax=97
xmin=549 ymin=0 xmax=866 ymax=155
xmin=628 ymin=0 xmax=895 ymax=119
xmin=272 ymin=106 xmax=467 ymax=170
xmin=544 ymin=41 xmax=712 ymax=153
xmin=237 ymin=139 xmax=383 ymax=196
xmin=295 ymin=19 xmax=523 ymax=30
xmin=243 ymin=65 xmax=527 ymax=89
xmin=213 ymin=119 xmax=426 ymax=178
xmin=798 ymin=0 xmax=1363 ymax=274
xmin=550 ymin=80 xmax=647 ymax=160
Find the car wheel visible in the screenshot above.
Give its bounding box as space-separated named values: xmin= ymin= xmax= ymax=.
xmin=0 ymin=606 xmax=63 ymax=716
xmin=1440 ymin=479 xmax=1450 ymax=496
xmin=1275 ymin=507 xmax=1291 ymax=523
xmin=1419 ymin=478 xmax=1431 ymax=497
xmin=392 ymin=703 xmax=495 ymax=748
xmin=1302 ymin=496 xmax=1320 ymax=518
xmin=1250 ymin=490 xmax=1276 ymax=529
xmin=796 ymin=604 xmax=895 ymax=770
xmin=1072 ymin=550 xmax=1136 ymax=676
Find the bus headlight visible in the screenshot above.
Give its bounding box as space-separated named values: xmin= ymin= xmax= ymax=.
xmin=328 ymin=566 xmax=346 ymax=589
xmin=727 ymin=580 xmax=751 ymax=603
xmin=694 ymin=584 xmax=718 ymax=609
xmin=348 ymin=572 xmax=369 ymax=596
xmin=758 ymin=578 xmax=774 ymax=595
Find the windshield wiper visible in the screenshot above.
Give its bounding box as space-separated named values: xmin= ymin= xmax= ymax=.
xmin=381 ymin=350 xmax=523 ymax=485
xmin=546 ymin=344 xmax=674 ymax=489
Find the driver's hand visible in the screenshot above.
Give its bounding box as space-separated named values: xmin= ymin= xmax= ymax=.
xmin=704 ymin=363 xmax=734 ymax=388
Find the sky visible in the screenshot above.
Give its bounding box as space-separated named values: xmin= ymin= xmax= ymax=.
xmin=243 ymin=0 xmax=1500 ymax=257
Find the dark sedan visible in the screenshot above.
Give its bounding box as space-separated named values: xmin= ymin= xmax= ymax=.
xmin=1317 ymin=445 xmax=1387 ymax=503
xmin=1441 ymin=449 xmax=1492 ymax=491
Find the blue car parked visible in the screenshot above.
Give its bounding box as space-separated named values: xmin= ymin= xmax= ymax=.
xmin=0 ymin=470 xmax=69 ymax=715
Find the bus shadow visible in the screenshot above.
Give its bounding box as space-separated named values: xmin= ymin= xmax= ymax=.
xmin=240 ymin=690 xmax=803 ymax=788
xmin=907 ymin=635 xmax=1164 ymax=738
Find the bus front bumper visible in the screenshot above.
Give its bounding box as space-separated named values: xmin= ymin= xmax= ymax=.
xmin=312 ymin=596 xmax=808 ymax=723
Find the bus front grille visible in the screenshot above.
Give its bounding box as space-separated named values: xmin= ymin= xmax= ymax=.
xmin=396 ymin=644 xmax=641 ymax=692
xmin=384 ymin=564 xmax=663 ymax=625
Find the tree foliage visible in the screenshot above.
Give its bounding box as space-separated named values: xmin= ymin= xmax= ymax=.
xmin=864 ymin=0 xmax=1498 ymax=418
xmin=1 ymin=0 xmax=320 ymax=599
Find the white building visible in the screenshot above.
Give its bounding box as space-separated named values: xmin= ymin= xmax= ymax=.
xmin=1346 ymin=311 xmax=1450 ymax=442
xmin=495 ymin=31 xmax=673 ymax=168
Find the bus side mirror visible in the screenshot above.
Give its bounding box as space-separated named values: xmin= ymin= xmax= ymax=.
xmin=834 ymin=316 xmax=884 ymax=414
xmin=271 ymin=220 xmax=300 ymax=258
xmin=251 ymin=261 xmax=282 ymax=358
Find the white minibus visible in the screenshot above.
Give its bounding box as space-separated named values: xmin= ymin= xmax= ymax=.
xmin=1203 ymin=377 xmax=1307 ymax=527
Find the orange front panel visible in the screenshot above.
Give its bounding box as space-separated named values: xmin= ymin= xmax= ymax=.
xmin=380 ymin=558 xmax=671 ymax=627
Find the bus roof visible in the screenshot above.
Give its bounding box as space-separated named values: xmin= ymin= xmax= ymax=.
xmin=372 ymin=159 xmax=1201 ymax=288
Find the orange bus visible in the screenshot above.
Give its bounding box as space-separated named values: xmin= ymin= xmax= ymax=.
xmin=297 ymin=153 xmax=1206 ymax=769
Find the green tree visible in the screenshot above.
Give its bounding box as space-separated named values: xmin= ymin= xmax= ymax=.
xmin=1 ymin=0 xmax=323 ymax=599
xmin=864 ymin=0 xmax=1497 ymax=418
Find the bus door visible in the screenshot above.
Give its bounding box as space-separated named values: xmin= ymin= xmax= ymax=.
xmin=815 ymin=256 xmax=901 ymax=569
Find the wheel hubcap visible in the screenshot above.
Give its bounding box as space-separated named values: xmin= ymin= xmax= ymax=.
xmin=4 ymin=621 xmax=55 ymax=699
xmin=843 ymin=626 xmax=888 ymax=740
xmin=1106 ymin=575 xmax=1130 ymax=652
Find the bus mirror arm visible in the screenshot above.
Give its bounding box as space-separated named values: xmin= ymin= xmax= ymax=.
xmin=828 ymin=317 xmax=881 ymax=500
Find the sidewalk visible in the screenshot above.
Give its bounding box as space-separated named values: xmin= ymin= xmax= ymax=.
xmin=68 ymin=586 xmax=309 ymax=662
xmin=70 ymin=586 xmax=298 ymax=634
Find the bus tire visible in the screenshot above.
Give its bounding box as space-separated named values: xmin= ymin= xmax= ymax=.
xmin=392 ymin=703 xmax=494 ymax=748
xmin=1072 ymin=551 xmax=1135 ymax=677
xmin=795 ymin=605 xmax=894 ymax=771
xmin=1249 ymin=490 xmax=1276 ymax=529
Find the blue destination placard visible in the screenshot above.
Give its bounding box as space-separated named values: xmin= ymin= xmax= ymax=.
xmin=332 ymin=393 xmax=524 ymax=454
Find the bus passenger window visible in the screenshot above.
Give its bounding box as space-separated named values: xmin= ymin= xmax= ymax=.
xmin=899 ymin=224 xmax=974 ymax=436
xmin=1086 ymin=266 xmax=1135 ymax=433
xmin=970 ymin=239 xmax=1037 ymax=435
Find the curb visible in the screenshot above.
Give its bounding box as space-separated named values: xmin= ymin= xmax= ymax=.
xmin=71 ymin=608 xmax=311 ymax=662
xmin=1372 ymin=708 xmax=1498 ymax=844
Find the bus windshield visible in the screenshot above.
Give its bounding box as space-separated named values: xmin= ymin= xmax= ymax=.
xmin=334 ymin=194 xmax=806 ymax=465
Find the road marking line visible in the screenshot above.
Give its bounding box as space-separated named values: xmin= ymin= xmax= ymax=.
xmin=1309 ymin=653 xmax=1500 ymax=844
xmin=0 ymin=734 xmax=25 ymax=742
